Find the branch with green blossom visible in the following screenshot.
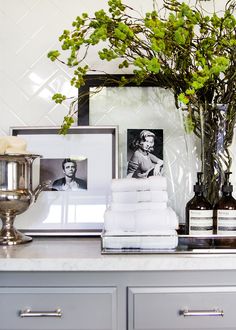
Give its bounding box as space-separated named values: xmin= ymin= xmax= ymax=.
xmin=48 ymin=0 xmax=236 ymax=136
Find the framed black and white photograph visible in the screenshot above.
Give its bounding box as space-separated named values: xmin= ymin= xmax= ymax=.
xmin=40 ymin=158 xmax=88 ymax=191
xmin=10 ymin=126 xmax=118 ymax=236
xmin=127 ymin=129 xmax=163 ymax=178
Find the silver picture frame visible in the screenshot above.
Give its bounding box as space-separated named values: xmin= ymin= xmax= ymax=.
xmin=10 ymin=126 xmax=118 ymax=236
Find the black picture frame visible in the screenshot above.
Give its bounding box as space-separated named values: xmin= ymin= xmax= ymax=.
xmin=77 ymin=74 xmax=166 ymax=125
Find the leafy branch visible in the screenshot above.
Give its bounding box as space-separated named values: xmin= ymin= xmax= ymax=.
xmin=48 ymin=0 xmax=235 ymax=128
xmin=48 ymin=0 xmax=236 ymax=202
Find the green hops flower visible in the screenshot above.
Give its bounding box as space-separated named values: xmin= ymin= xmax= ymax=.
xmin=178 ymin=93 xmax=189 ymax=104
xmin=52 ymin=94 xmax=66 ymax=104
xmin=60 ymin=116 xmax=75 ymax=135
xmin=47 ymin=50 xmax=60 ymax=61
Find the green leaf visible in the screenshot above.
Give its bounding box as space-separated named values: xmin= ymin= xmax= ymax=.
xmin=146 ymin=57 xmax=160 ymax=73
xmin=59 ymin=116 xmax=75 ymax=135
xmin=47 ymin=50 xmax=60 ymax=61
xmin=52 ymin=93 xmax=66 ymax=104
xmin=99 ymin=48 xmax=118 ymax=61
xmin=178 ymin=93 xmax=189 ymax=104
xmin=174 ymin=27 xmax=188 ymax=45
xmin=186 ymin=88 xmax=195 ymax=95
xmin=210 ymin=56 xmax=230 ymax=74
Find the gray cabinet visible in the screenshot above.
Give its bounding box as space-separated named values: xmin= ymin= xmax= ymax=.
xmin=1 ymin=269 xmax=236 ymax=330
xmin=128 ymin=286 xmax=236 ymax=330
xmin=0 ymin=287 xmax=117 ymax=330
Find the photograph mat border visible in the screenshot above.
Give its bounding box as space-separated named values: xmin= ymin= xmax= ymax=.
xmin=10 ymin=126 xmax=118 ymax=236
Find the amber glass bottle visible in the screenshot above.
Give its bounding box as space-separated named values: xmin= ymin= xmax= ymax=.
xmin=214 ymin=172 xmax=236 ymax=247
xmin=185 ymin=172 xmax=213 ymax=235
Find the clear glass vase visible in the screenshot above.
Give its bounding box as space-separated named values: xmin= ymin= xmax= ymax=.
xmin=200 ymin=104 xmax=234 ymax=205
xmin=90 ymin=86 xmax=200 ymax=226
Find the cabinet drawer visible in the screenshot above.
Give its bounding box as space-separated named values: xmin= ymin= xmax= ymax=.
xmin=128 ymin=286 xmax=236 ymax=330
xmin=0 ymin=287 xmax=117 ymax=330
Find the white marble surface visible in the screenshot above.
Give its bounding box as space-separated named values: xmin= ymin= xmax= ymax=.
xmin=1 ymin=237 xmax=236 ymax=272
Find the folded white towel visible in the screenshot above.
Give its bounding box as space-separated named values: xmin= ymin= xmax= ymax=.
xmin=102 ymin=234 xmax=178 ymax=250
xmin=111 ymin=176 xmax=167 ymax=192
xmin=104 ymin=229 xmax=177 ymax=236
xmin=110 ymin=202 xmax=167 ymax=211
xmin=112 ymin=190 xmax=168 ymax=203
xmin=104 ymin=207 xmax=179 ymax=232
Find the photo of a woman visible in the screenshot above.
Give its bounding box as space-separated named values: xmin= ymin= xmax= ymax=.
xmin=127 ymin=129 xmax=163 ymax=178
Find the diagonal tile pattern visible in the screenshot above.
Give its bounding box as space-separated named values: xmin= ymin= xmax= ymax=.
xmin=0 ymin=0 xmax=235 ymax=222
xmin=0 ymin=0 xmax=85 ymax=133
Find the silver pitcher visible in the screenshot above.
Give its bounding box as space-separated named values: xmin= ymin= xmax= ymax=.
xmin=0 ymin=154 xmax=45 ymax=245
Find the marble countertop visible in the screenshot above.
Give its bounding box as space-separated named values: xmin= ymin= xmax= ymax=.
xmin=1 ymin=237 xmax=236 ymax=271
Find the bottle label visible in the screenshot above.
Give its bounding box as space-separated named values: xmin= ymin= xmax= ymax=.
xmin=189 ymin=210 xmax=213 ymax=235
xmin=217 ymin=210 xmax=236 ymax=235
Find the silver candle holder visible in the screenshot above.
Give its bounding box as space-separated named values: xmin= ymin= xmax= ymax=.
xmin=0 ymin=154 xmax=45 ymax=245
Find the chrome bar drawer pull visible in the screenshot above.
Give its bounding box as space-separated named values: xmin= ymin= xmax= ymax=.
xmin=19 ymin=308 xmax=62 ymax=318
xmin=181 ymin=309 xmax=224 ymax=317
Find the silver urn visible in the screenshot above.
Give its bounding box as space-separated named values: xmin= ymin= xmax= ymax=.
xmin=0 ymin=154 xmax=45 ymax=245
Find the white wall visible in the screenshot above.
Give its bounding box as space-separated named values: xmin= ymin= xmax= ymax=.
xmin=0 ymin=0 xmax=150 ymax=134
xmin=1 ymin=0 xmax=235 ymax=223
xmin=0 ymin=0 xmax=228 ymax=135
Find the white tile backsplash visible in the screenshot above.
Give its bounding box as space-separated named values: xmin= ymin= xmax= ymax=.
xmin=0 ymin=0 xmax=228 ymax=135
xmin=16 ymin=1 xmax=58 ymax=37
xmin=0 ymin=0 xmax=234 ymax=193
xmin=0 ymin=102 xmax=25 ymax=135
xmin=0 ymin=0 xmax=29 ymax=23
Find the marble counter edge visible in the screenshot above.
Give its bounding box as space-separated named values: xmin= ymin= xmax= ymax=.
xmin=1 ymin=254 xmax=236 ymax=271
xmin=1 ymin=238 xmax=236 ymax=271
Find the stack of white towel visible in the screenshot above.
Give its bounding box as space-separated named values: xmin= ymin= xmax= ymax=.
xmin=103 ymin=176 xmax=179 ymax=250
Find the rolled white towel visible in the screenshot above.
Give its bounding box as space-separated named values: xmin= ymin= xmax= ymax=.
xmin=111 ymin=176 xmax=167 ymax=192
xmin=112 ymin=190 xmax=168 ymax=203
xmin=0 ymin=139 xmax=8 ymax=154
xmin=5 ymin=147 xmax=30 ymax=154
xmin=110 ymin=202 xmax=167 ymax=211
xmin=104 ymin=207 xmax=179 ymax=232
xmin=0 ymin=136 xmax=28 ymax=154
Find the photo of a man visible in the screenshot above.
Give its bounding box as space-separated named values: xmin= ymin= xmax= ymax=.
xmin=52 ymin=158 xmax=87 ymax=191
xmin=40 ymin=157 xmax=87 ymax=191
